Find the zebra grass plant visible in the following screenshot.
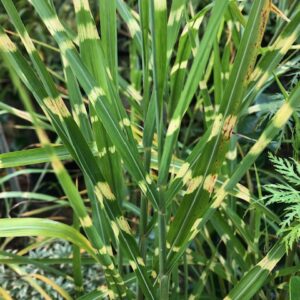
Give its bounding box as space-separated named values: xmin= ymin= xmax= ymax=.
xmin=0 ymin=0 xmax=300 ymax=299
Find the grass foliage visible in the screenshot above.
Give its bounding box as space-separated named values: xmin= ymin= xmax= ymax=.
xmin=0 ymin=0 xmax=300 ymax=299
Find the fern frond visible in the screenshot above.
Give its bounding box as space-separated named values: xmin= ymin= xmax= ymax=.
xmin=280 ymin=224 xmax=300 ymax=251
xmin=264 ymin=184 xmax=300 ymax=205
xmin=268 ymin=152 xmax=300 ymax=186
xmin=265 ymin=153 xmax=300 ymax=250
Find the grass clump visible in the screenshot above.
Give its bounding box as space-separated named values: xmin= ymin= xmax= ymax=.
xmin=0 ymin=0 xmax=300 ymax=299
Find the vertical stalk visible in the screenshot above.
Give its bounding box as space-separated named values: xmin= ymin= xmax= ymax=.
xmin=150 ymin=0 xmax=168 ymax=297
xmin=73 ymin=214 xmax=83 ymax=297
xmin=253 ymin=165 xmax=262 ymax=261
xmin=137 ymin=1 xmax=150 ymax=299
xmin=183 ymin=253 xmax=188 ymax=300
xmin=139 ymin=0 xmax=150 ymax=116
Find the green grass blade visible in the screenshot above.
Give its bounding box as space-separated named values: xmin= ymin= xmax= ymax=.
xmin=244 ymin=5 xmax=300 ymax=110
xmin=225 ymin=242 xmax=285 ymax=300
xmin=117 ymin=0 xmax=142 ymax=52
xmin=289 ymin=276 xmax=300 ymax=300
xmin=99 ymin=0 xmax=118 ymax=85
xmin=0 ymin=218 xmax=97 ymax=258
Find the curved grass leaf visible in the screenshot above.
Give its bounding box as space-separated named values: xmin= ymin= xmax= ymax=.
xmin=0 ymin=218 xmax=97 ymax=257
xmin=289 ymin=276 xmax=300 ymax=300
xmin=225 ymin=242 xmax=285 ymax=300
